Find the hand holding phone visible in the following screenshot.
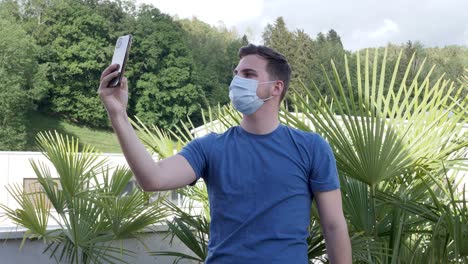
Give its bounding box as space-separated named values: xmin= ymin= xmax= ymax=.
xmin=109 ymin=34 xmax=132 ymax=87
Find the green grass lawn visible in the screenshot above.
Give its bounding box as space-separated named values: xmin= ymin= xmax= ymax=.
xmin=26 ymin=111 xmax=122 ymax=153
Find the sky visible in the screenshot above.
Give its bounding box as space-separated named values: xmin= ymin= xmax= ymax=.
xmin=136 ymin=0 xmax=468 ymax=51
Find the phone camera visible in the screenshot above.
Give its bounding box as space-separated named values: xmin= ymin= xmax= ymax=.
xmin=116 ymin=38 xmax=122 ymax=48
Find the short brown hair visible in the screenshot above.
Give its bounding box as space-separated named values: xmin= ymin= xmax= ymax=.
xmin=238 ymin=44 xmax=291 ymax=101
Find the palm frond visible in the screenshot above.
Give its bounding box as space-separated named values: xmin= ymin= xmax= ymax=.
xmin=1 ymin=131 xmax=173 ymax=263
xmin=150 ymin=200 xmax=209 ymax=263
xmin=35 ymin=131 xmax=108 ymax=199
xmin=0 ymin=183 xmax=50 ymax=245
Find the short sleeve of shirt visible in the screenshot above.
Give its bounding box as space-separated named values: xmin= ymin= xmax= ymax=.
xmin=308 ymin=134 xmax=340 ymax=193
xmin=178 ymin=133 xmax=214 ymax=185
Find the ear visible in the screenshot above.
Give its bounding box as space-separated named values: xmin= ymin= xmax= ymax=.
xmin=272 ymin=80 xmax=284 ymax=97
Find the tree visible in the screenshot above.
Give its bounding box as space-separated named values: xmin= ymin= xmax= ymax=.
xmin=0 ymin=0 xmax=22 ymax=20
xmin=0 ymin=13 xmax=47 ymax=150
xmin=262 ymin=17 xmax=294 ymax=55
xmin=126 ymin=5 xmax=208 ymax=129
xmin=426 ymin=45 xmax=468 ymax=99
xmin=178 ymin=17 xmax=245 ymax=107
xmin=263 ymin=17 xmax=313 ymax=96
xmin=24 ymin=0 xmax=129 ymax=127
xmin=310 ymin=30 xmax=348 ymax=95
xmin=262 ymin=18 xmax=348 ymax=99
xmin=326 ymin=29 xmax=343 ymax=48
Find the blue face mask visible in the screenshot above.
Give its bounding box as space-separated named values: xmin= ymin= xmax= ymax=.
xmin=229 ymin=76 xmax=276 ymax=115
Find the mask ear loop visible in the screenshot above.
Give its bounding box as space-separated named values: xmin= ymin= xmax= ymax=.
xmin=258 ymin=80 xmax=277 ymax=101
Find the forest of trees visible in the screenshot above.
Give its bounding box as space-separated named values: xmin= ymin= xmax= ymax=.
xmin=0 ymin=0 xmax=467 ymax=150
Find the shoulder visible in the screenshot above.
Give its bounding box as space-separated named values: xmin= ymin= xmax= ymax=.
xmin=281 ymin=125 xmax=324 ymax=144
xmin=191 ymin=126 xmax=237 ymax=145
xmin=281 ymin=125 xmax=334 ymax=161
xmin=191 ymin=132 xmax=218 ymax=148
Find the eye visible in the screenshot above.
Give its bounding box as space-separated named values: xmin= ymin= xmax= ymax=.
xmin=244 ymin=72 xmax=257 ymax=79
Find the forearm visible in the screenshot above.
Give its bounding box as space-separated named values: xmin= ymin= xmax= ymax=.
xmin=323 ymin=221 xmax=352 ymax=264
xmin=108 ymin=111 xmax=159 ymax=191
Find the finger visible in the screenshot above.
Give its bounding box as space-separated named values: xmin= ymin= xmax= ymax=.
xmin=100 ymin=64 xmax=120 ymax=81
xmin=100 ymin=71 xmax=120 ymax=88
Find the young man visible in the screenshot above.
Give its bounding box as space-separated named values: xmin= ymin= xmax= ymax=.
xmin=98 ymin=44 xmax=352 ymax=263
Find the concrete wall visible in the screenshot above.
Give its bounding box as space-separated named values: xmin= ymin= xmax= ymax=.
xmin=0 ymin=227 xmax=196 ymax=264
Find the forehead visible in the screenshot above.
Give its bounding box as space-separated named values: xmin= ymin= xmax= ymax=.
xmin=234 ymin=54 xmax=268 ymax=74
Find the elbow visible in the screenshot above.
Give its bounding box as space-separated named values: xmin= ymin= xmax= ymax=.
xmin=133 ymin=173 xmax=161 ymax=192
xmin=139 ymin=180 xmax=163 ymax=192
xmin=323 ymin=217 xmax=348 ymax=235
xmin=140 ymin=183 xmax=157 ymax=192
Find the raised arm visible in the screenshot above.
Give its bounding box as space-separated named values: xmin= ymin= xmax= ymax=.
xmin=314 ymin=189 xmax=352 ymax=264
xmin=98 ymin=64 xmax=196 ymax=191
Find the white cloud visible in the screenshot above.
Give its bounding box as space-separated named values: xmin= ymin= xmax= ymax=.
xmin=352 ymin=19 xmax=399 ymax=41
xmin=135 ymin=0 xmax=468 ymax=50
xmin=137 ymin=0 xmax=264 ymax=27
xmin=368 ymin=19 xmax=399 ymax=39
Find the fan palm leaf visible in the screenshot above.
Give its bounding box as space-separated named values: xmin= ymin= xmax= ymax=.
xmin=281 ymin=48 xmax=467 ymax=263
xmin=2 ymin=131 xmax=170 ymax=263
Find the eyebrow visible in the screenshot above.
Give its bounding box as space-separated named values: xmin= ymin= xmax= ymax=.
xmin=233 ymin=68 xmax=258 ymax=75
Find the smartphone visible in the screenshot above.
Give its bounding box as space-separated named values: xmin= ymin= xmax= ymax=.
xmin=109 ymin=34 xmax=132 ymax=87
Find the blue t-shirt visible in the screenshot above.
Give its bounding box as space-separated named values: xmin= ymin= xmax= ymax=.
xmin=179 ymin=124 xmax=340 ymax=264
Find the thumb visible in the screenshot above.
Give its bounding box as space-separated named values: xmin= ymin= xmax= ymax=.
xmin=121 ymin=77 xmax=128 ymax=92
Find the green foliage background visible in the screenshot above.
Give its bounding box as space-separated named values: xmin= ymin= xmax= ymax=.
xmin=0 ymin=0 xmax=466 ymax=151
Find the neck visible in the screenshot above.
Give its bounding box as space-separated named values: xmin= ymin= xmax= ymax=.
xmin=240 ymin=105 xmax=280 ymax=135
